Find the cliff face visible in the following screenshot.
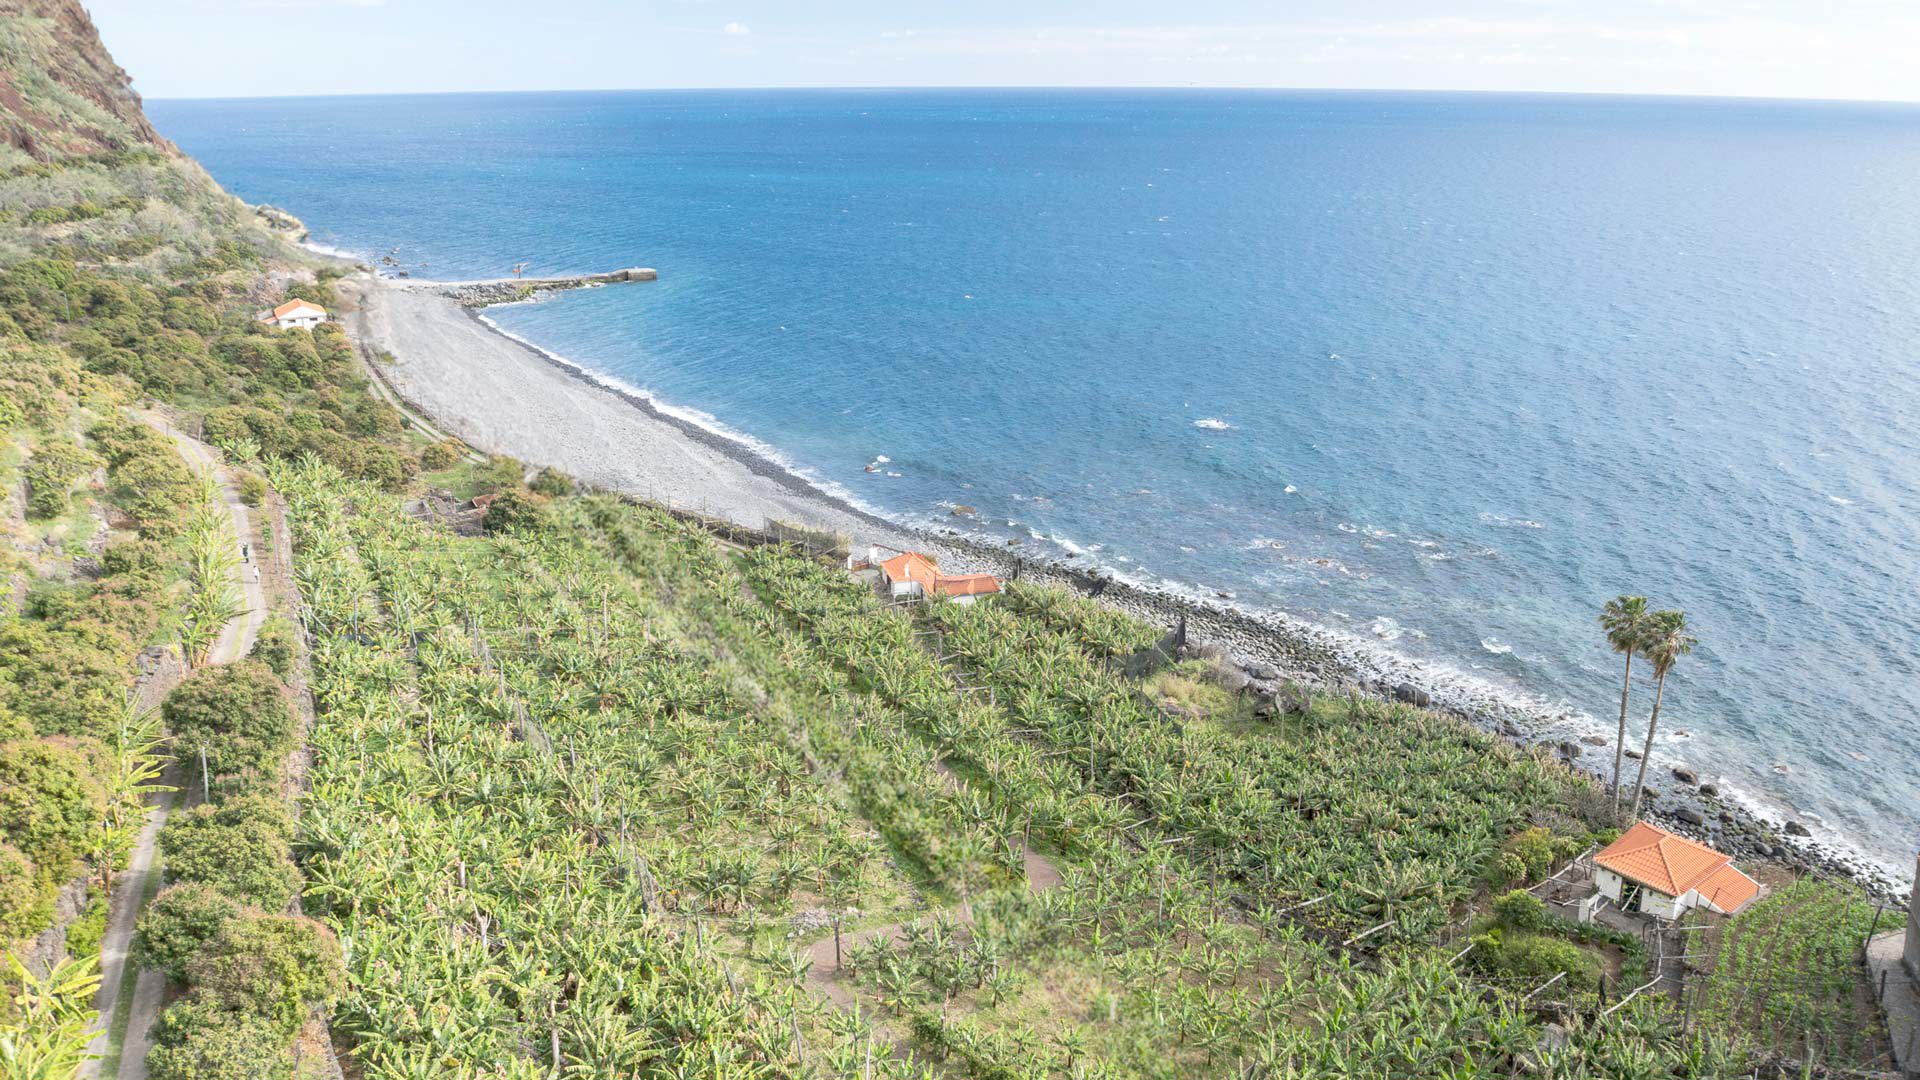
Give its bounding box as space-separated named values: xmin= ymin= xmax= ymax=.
xmin=0 ymin=0 xmax=172 ymax=161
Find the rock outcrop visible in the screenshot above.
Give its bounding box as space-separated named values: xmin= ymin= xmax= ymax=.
xmin=0 ymin=0 xmax=175 ymax=160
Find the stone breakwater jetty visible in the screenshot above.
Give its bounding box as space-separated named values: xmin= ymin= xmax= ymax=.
xmin=397 ymin=267 xmax=658 ymax=308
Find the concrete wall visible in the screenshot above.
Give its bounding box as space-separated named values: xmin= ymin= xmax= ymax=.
xmin=1641 ymin=889 xmax=1683 ymax=921
xmin=1906 ymin=854 xmax=1919 ymax=981
xmin=1596 ymin=867 xmax=1623 ymax=903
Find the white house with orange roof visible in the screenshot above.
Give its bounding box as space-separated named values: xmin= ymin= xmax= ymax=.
xmin=1592 ymin=821 xmax=1761 ymax=921
xmin=875 ymin=549 xmax=1001 ymax=605
xmin=257 ymin=298 xmax=328 ymax=330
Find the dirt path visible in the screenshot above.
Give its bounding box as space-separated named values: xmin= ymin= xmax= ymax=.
xmin=81 ymin=418 xmax=270 ymax=1080
xmin=804 ymin=843 xmax=1066 ymax=1008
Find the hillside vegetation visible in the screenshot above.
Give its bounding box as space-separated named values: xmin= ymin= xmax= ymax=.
xmin=0 ymin=4 xmax=1894 ymax=1079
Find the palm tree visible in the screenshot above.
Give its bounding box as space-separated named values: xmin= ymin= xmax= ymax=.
xmin=1627 ymin=610 xmax=1697 ymax=823
xmin=1599 ymin=595 xmax=1654 ymax=818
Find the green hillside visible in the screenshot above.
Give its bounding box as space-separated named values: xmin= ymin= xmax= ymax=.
xmin=0 ymin=4 xmax=1893 ymax=1079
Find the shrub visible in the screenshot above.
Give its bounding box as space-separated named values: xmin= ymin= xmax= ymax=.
xmin=147 ymin=998 xmax=294 ymax=1080
xmin=1492 ymin=888 xmax=1548 ymax=931
xmin=417 ymin=440 xmax=461 ymax=470
xmin=249 ymin=619 xmax=296 ymax=680
xmin=472 ymin=454 xmax=526 ymax=495
xmin=0 ymin=737 xmax=106 ymax=883
xmin=0 ymin=620 xmax=127 ymax=738
xmin=481 ymin=489 xmax=548 ymax=535
xmin=64 ymin=893 xmax=110 ymax=959
xmin=161 ymin=662 xmax=293 ymax=786
xmin=1490 ymin=825 xmax=1566 ymax=886
xmin=1467 ymin=928 xmax=1602 ymax=991
xmin=528 ymin=466 xmax=575 ymax=497
xmin=183 ymin=912 xmax=343 ymax=1037
xmin=235 ymin=473 xmax=266 ymax=507
xmin=0 ymin=842 xmax=51 ymax=942
xmin=22 ymin=437 xmax=98 ymax=519
xmin=136 ymin=883 xmax=241 ymax=980
xmin=159 ymin=798 xmax=299 ymax=910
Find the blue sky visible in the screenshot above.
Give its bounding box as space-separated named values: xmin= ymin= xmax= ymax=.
xmin=90 ymin=1 xmax=1920 ymax=103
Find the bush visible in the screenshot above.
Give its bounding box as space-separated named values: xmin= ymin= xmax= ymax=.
xmin=417 ymin=440 xmax=461 ymax=470
xmin=0 ymin=841 xmax=52 ymax=942
xmin=471 ymin=454 xmax=526 ymax=495
xmin=159 ymin=798 xmax=299 ymax=910
xmin=481 ymin=489 xmax=548 ymax=535
xmin=528 ymin=466 xmax=575 ymax=497
xmin=161 ymin=662 xmax=293 ymax=787
xmin=183 ymin=912 xmax=343 ymax=1037
xmin=249 ymin=619 xmax=296 ymax=680
xmin=147 ymin=998 xmax=294 ymax=1080
xmin=65 ymin=892 xmax=109 ymax=959
xmin=0 ymin=737 xmax=106 ymax=884
xmin=1492 ymin=889 xmax=1548 ymax=931
xmin=0 ymin=621 xmax=127 ymax=738
xmin=137 ymin=883 xmax=241 ymax=980
xmin=22 ymin=437 xmax=98 ymax=519
xmin=1491 ymin=826 xmax=1569 ymax=887
xmin=1467 ymin=928 xmax=1603 ymax=991
xmin=235 ymin=473 xmax=266 ymax=507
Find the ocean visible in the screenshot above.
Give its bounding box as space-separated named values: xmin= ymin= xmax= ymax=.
xmin=149 ymin=89 xmax=1920 ymax=884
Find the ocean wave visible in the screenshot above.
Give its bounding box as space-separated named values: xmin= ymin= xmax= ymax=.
xmin=473 ymin=312 xmax=900 ymax=525
xmin=1481 ymin=637 xmax=1514 ymax=655
xmin=1479 ymin=512 xmax=1546 ymax=529
xmin=477 ymin=305 xmax=1907 ymax=892
xmin=1193 ymin=418 xmax=1232 ymax=430
xmin=300 ymin=238 xmax=365 ymax=262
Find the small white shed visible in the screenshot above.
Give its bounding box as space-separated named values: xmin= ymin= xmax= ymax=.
xmin=1593 ymin=821 xmax=1760 ymax=921
xmin=259 ymin=298 xmax=327 ymax=330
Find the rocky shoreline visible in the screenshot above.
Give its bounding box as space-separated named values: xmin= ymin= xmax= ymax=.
xmin=356 ymin=270 xmax=1908 ymax=906
xmin=911 ymin=530 xmax=1909 ymax=903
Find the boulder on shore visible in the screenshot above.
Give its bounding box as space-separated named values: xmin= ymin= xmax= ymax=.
xmin=1215 ymin=665 xmax=1252 ymax=694
xmin=1675 ymin=807 xmax=1706 ymax=827
xmin=1784 ymin=820 xmax=1812 ymax=837
xmin=1393 ymin=683 xmax=1431 ymax=708
xmin=1672 ymin=767 xmax=1698 ymax=786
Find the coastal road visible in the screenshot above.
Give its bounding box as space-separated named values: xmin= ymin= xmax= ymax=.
xmin=82 ymin=417 xmax=269 ymax=1080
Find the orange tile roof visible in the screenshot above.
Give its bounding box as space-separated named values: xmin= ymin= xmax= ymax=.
xmin=271 ymin=299 xmax=325 ymax=318
xmin=1694 ymin=863 xmax=1761 ymax=915
xmin=879 ymin=552 xmax=937 ymax=586
xmin=933 ymin=573 xmax=1002 ymax=597
xmin=1595 ymin=821 xmax=1745 ymax=898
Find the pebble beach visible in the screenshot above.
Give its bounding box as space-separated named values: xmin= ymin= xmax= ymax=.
xmin=339 ymin=269 xmax=1908 ymax=903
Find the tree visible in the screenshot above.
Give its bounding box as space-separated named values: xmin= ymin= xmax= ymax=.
xmin=158 ymin=798 xmax=300 ymax=910
xmin=136 ymin=883 xmax=242 ymax=981
xmin=1627 ymin=610 xmax=1697 ymax=823
xmin=182 ymin=911 xmax=344 ymax=1037
xmin=146 ymin=998 xmax=294 ymax=1080
xmin=161 ymin=661 xmax=293 ymax=791
xmin=1598 ymin=595 xmax=1653 ymax=818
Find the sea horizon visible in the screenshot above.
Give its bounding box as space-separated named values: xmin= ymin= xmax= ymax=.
xmin=150 ymin=87 xmax=1920 ymax=886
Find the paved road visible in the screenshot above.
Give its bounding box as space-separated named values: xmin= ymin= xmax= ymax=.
xmin=81 ymin=417 xmax=269 ymax=1080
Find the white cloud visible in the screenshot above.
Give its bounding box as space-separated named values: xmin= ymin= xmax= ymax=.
xmin=724 ymin=21 xmax=750 ymax=36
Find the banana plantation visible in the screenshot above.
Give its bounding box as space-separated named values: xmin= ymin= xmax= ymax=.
xmin=273 ymin=459 xmax=1780 ymax=1078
